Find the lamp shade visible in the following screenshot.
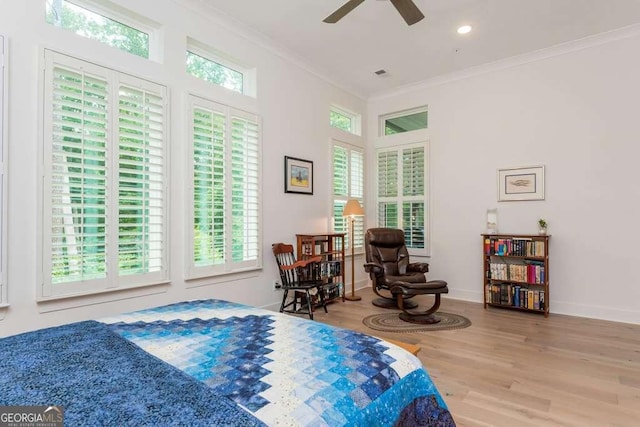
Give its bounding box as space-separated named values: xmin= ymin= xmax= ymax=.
xmin=342 ymin=199 xmax=364 ymax=217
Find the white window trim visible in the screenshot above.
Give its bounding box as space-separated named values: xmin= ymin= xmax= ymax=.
xmin=375 ymin=141 xmax=430 ymax=257
xmin=0 ymin=35 xmax=7 ymax=307
xmin=330 ymin=104 xmax=361 ymax=136
xmin=39 ymin=49 xmax=170 ymax=300
xmin=378 ymin=105 xmax=428 ymax=137
xmin=185 ymin=94 xmax=262 ymax=281
xmin=186 ymin=38 xmax=256 ymax=98
xmin=331 ymin=139 xmax=365 ymax=254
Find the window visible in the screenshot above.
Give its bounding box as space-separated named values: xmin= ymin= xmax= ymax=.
xmin=45 ymin=0 xmax=152 ymax=59
xmin=42 ymin=50 xmax=168 ymax=298
xmin=376 ymin=144 xmax=428 ymax=254
xmin=330 ymin=106 xmax=360 ymax=135
xmin=381 ymin=107 xmax=428 ymax=136
xmin=332 ymin=142 xmax=364 ymax=250
xmin=186 ymin=51 xmax=243 ymax=94
xmin=0 ymin=35 xmax=6 ymax=305
xmin=188 ymin=95 xmax=261 ymax=278
xmin=186 ymin=39 xmax=255 ymax=96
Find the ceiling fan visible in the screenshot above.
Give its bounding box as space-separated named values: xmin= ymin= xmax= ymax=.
xmin=323 ymin=0 xmax=425 ymax=26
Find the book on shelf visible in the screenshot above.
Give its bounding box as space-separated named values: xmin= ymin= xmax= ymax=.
xmin=484 ymin=236 xmax=545 ymax=257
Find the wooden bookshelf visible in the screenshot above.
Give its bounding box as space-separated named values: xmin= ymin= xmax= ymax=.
xmin=482 ymin=234 xmax=550 ymax=317
xmin=296 ymin=233 xmax=345 ymax=304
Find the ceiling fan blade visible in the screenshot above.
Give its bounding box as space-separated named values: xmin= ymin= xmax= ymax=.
xmin=323 ymin=0 xmax=366 ymax=23
xmin=389 ymin=0 xmax=425 ymax=25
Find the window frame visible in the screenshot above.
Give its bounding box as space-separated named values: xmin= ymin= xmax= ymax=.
xmin=330 ymin=105 xmax=361 ymax=136
xmin=379 ymin=106 xmax=428 ymax=136
xmin=375 ymin=141 xmax=430 ymax=256
xmin=331 ymin=140 xmax=365 ymax=253
xmin=0 ymin=35 xmax=7 ymax=306
xmin=45 ymin=0 xmax=162 ymax=60
xmin=39 ymin=49 xmax=169 ymax=300
xmin=186 ymin=94 xmax=262 ymax=280
xmin=186 ymin=38 xmax=256 ymax=97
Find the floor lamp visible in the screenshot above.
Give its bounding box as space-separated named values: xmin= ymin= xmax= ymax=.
xmin=342 ymin=199 xmax=364 ymax=301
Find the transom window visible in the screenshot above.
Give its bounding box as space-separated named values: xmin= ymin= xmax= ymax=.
xmin=186 ymin=39 xmax=255 ymax=96
xmin=381 ymin=107 xmax=428 ymax=136
xmin=45 ymin=0 xmax=152 ymax=59
xmin=186 ymin=51 xmax=243 ymax=94
xmin=330 ymin=106 xmax=361 ymax=135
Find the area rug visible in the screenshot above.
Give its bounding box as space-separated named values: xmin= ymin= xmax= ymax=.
xmin=362 ymin=312 xmax=471 ymax=333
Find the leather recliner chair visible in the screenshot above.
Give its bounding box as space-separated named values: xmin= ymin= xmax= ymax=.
xmin=364 ymin=228 xmax=448 ymax=324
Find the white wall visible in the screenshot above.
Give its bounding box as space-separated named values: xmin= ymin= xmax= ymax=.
xmin=368 ymin=28 xmax=640 ymax=324
xmin=0 ymin=0 xmax=366 ymax=336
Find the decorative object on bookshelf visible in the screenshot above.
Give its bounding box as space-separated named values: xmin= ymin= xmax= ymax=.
xmin=497 ymin=165 xmax=545 ymax=201
xmin=284 ymin=156 xmax=313 ymax=195
xmin=482 ymin=233 xmax=550 ymax=317
xmin=362 ymin=312 xmax=471 ymax=333
xmin=342 ymin=199 xmax=364 ymax=302
xmin=486 ymin=208 xmax=498 ymax=234
xmin=538 ymin=218 xmax=548 ymax=235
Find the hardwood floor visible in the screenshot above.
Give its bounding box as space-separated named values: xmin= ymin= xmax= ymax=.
xmin=312 ymin=288 xmax=640 ymax=427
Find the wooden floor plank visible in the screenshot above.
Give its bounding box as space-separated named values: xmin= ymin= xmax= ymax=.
xmin=309 ymin=288 xmax=640 ymax=426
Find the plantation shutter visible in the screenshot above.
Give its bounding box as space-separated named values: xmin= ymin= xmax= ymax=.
xmin=332 ymin=145 xmax=348 ymax=238
xmin=332 ymin=142 xmax=364 ymax=250
xmin=49 ymin=63 xmax=109 ymax=289
xmin=376 ymin=144 xmax=427 ymax=254
xmin=0 ymin=35 xmax=5 ymax=304
xmin=193 ymin=106 xmax=226 ymax=267
xmin=377 ymin=150 xmax=399 ymax=228
xmin=350 ymin=149 xmax=364 ymax=248
xmin=43 ymin=50 xmax=168 ymax=298
xmin=188 ymin=95 xmax=261 ymax=278
xmin=117 ymin=81 xmax=165 ymax=278
xmin=230 ymin=113 xmax=260 ymax=266
xmin=402 ymin=147 xmax=424 ymax=197
xmin=402 ymin=147 xmax=425 ymax=249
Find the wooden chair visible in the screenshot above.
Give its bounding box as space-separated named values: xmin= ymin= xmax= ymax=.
xmin=272 ymin=243 xmax=328 ymax=320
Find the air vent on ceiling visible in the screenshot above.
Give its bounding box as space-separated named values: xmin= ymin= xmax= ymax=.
xmin=374 ymin=69 xmax=388 ymax=76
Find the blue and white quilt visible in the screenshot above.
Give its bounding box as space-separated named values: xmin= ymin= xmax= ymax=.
xmin=101 ymin=299 xmax=455 ymax=426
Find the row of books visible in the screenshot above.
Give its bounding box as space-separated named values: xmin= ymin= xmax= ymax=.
xmin=485 ymin=284 xmax=545 ymax=310
xmin=484 ymin=237 xmax=546 ymax=257
xmin=487 ymin=261 xmax=545 ymax=284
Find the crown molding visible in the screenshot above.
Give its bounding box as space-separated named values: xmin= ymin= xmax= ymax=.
xmin=169 ymin=0 xmax=367 ymax=101
xmin=370 ymin=23 xmax=640 ymax=101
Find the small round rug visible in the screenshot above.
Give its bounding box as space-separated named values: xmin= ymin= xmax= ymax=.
xmin=362 ymin=312 xmax=471 ymax=333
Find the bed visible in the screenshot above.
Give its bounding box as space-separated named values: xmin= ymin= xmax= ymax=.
xmin=0 ymin=299 xmax=455 ymax=426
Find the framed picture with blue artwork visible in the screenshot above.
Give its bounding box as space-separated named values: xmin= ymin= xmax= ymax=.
xmin=284 ymin=156 xmax=313 ymax=195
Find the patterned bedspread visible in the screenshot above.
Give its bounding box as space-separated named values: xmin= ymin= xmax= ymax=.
xmin=101 ymin=299 xmax=455 ymax=426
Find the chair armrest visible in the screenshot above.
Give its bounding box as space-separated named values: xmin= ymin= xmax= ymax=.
xmin=280 ymin=256 xmax=322 ymax=271
xmin=364 ymin=262 xmax=383 ymax=276
xmin=408 ymin=262 xmax=429 ymax=273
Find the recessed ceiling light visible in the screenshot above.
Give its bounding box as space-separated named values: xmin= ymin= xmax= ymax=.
xmin=457 ymin=25 xmax=472 ymax=34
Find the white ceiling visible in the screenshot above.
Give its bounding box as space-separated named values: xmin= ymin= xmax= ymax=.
xmin=196 ymin=0 xmax=640 ymax=98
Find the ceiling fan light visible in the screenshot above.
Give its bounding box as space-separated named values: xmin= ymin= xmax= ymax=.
xmin=457 ymin=25 xmax=472 ymax=34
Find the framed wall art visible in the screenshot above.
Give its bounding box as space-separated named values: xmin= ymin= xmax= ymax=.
xmin=284 ymin=156 xmax=313 ymax=195
xmin=497 ymin=165 xmax=545 ymax=201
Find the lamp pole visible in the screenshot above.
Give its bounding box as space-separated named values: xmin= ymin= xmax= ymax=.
xmin=342 ymin=199 xmax=364 ymax=302
xmin=344 ymin=214 xmax=362 ymax=301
